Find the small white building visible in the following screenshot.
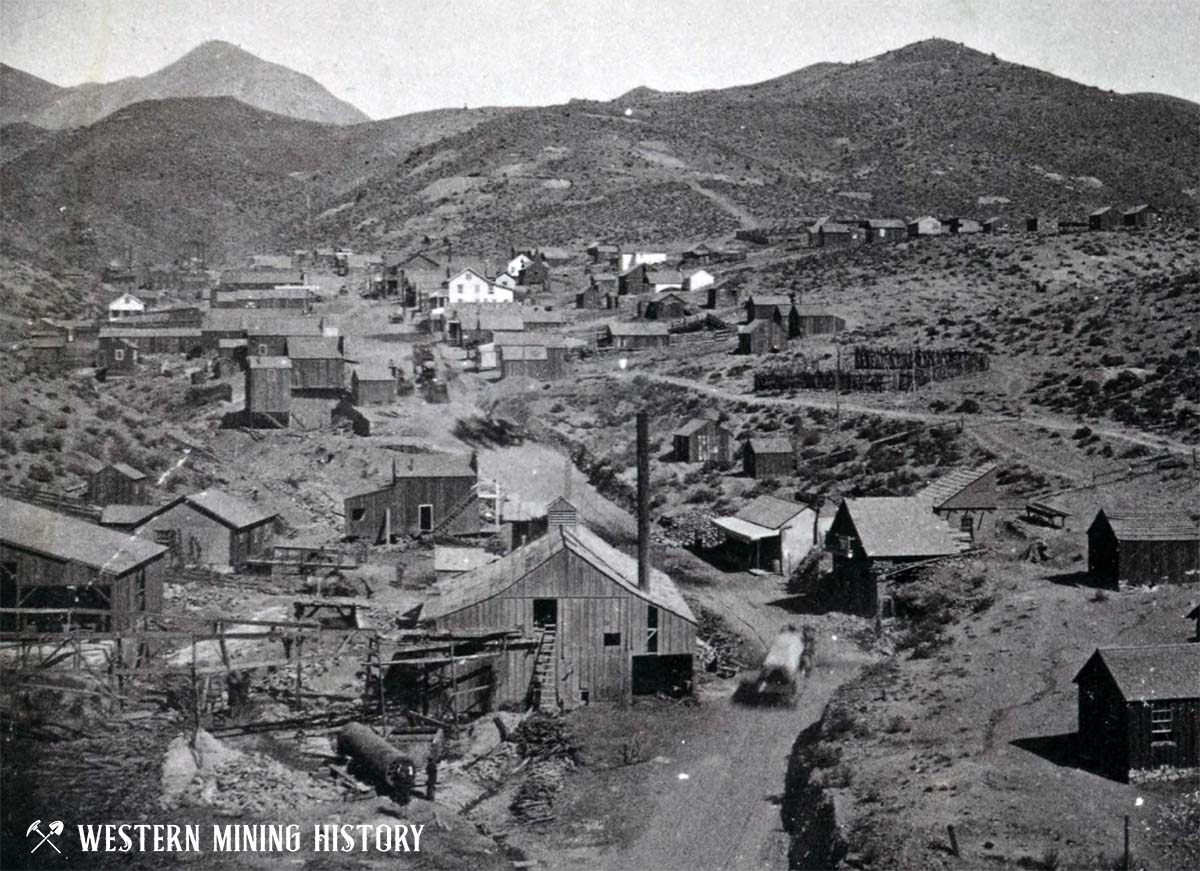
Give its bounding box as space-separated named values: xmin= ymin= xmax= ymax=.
xmin=506 ymin=253 xmax=534 ymax=278
xmin=493 ymin=273 xmax=518 ymax=290
xmin=107 ymin=292 xmax=147 ymax=321
xmin=619 ymin=252 xmax=668 ymax=272
xmin=446 ymin=268 xmax=515 ymax=305
xmin=683 ymin=269 xmax=715 ymax=293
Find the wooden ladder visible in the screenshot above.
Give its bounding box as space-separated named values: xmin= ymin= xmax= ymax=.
xmin=425 ymin=484 xmax=480 ymax=538
xmin=528 ymin=625 xmax=558 ymax=712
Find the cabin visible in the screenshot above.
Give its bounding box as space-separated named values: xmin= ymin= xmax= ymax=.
xmin=87 ymin=463 xmax=148 ymax=507
xmin=96 ymin=337 xmax=139 ymax=374
xmin=1089 ymin=207 xmax=1121 ymax=231
xmin=587 ymin=243 xmax=620 ymax=265
xmin=1025 ymin=216 xmax=1059 ymax=234
xmin=743 ymin=437 xmax=793 ymax=479
xmin=344 ymin=453 xmax=480 ymax=543
xmin=745 ymin=294 xmax=793 ymax=323
xmin=672 ymin=418 xmax=733 ymax=465
xmin=1122 ymin=205 xmax=1162 ymax=229
xmin=98 ymin=504 xmax=162 ymax=534
xmin=713 ymin=496 xmax=816 ymax=575
xmin=907 ymin=216 xmax=943 ymax=236
xmin=915 ymin=462 xmax=1001 ymax=541
xmin=640 ymin=292 xmax=689 ymax=321
xmin=1073 ymin=644 xmax=1200 ymax=780
xmin=212 ymin=286 xmax=313 ymax=311
xmin=0 ymin=496 xmax=167 ymax=632
xmin=522 ymin=308 xmax=565 ymax=331
xmin=945 ymin=218 xmax=982 ymax=235
xmin=817 ymin=221 xmax=865 ymax=247
xmin=499 ymin=344 xmax=567 ymax=381
xmin=576 ymin=285 xmax=604 ymax=309
xmin=982 ymin=217 xmax=1010 ymax=234
xmin=421 ymin=516 xmax=697 ymax=706
xmin=517 ymin=259 xmax=551 ymax=289
xmin=245 ymin=356 xmax=292 ymax=427
xmin=26 ymin=335 xmax=67 ymax=372
xmin=246 ymin=316 xmax=325 ymax=357
xmin=1087 ymin=509 xmax=1200 ymax=588
xmin=133 ymin=489 xmax=277 ymax=571
xmin=286 ymin=335 xmax=345 ymax=393
xmin=351 ymin=364 xmax=397 ymax=406
xmin=107 ymin=292 xmax=146 ymax=321
xmin=605 ymin=322 xmax=670 ymax=351
xmin=792 ymin=305 xmax=846 ymax=337
xmin=617 ymin=264 xmax=650 ymax=296
xmin=683 ymin=269 xmax=715 ymax=293
xmin=737 ymin=317 xmax=787 ymax=355
xmin=860 ymin=218 xmax=907 ymax=243
xmin=645 ymin=270 xmax=683 ymax=293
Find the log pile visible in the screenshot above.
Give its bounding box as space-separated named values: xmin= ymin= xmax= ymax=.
xmin=695 ymin=609 xmax=745 ymax=678
xmin=507 ymin=715 xmax=580 ymax=823
xmin=511 ymin=715 xmax=578 ymax=762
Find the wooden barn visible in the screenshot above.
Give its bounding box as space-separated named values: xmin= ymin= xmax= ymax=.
xmin=286 ymin=335 xmax=345 ymax=393
xmin=907 ymin=216 xmax=943 ymax=236
xmin=915 ymin=462 xmax=1000 ymax=541
xmin=1122 ymin=204 xmax=1162 ymax=229
xmin=672 ymin=418 xmax=733 ymax=464
xmin=87 ymin=463 xmax=148 ymax=507
xmin=713 ymin=496 xmax=816 ymax=575
xmin=245 ymin=356 xmax=292 ymax=427
xmin=246 ymin=316 xmax=325 ymax=357
xmin=351 ymin=364 xmax=397 ymax=405
xmin=96 ymin=337 xmax=139 ymax=375
xmin=1089 ymin=207 xmax=1121 ymax=231
xmin=499 ymin=344 xmax=567 ymax=381
xmin=860 ymin=218 xmax=907 ymax=243
xmin=421 ymin=518 xmax=697 ymax=706
xmin=1073 ymin=644 xmax=1200 ymax=780
xmin=1087 ymin=509 xmax=1200 ymax=588
xmin=133 ymin=489 xmax=277 ymax=571
xmin=825 ymin=497 xmax=969 ymax=616
xmin=737 ymin=318 xmax=787 ymax=355
xmin=605 ymin=322 xmax=670 ymax=351
xmin=0 ymin=496 xmax=167 ymax=631
xmin=639 ymin=292 xmax=689 ymax=321
xmin=743 ymin=437 xmax=793 ymax=479
xmin=344 ymin=453 xmax=480 ymax=543
xmin=982 ymin=217 xmax=1010 ymax=234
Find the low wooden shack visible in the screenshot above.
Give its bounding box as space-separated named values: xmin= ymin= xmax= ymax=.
xmin=737 ymin=318 xmax=787 ymax=355
xmin=344 ymin=453 xmax=479 ymax=543
xmin=860 ymin=218 xmax=907 ymax=243
xmin=907 ymin=216 xmax=943 ymax=236
xmin=1026 ymin=216 xmax=1059 ymax=234
xmin=982 ymin=217 xmax=1010 ymax=234
xmin=576 ymin=285 xmax=603 ymax=309
xmin=27 ymin=335 xmax=67 ymax=372
xmin=639 ymin=292 xmax=689 ymax=321
xmin=605 ymin=322 xmax=670 ymax=350
xmin=499 ymin=344 xmax=567 ymax=380
xmin=915 ymin=462 xmax=1000 ymax=542
xmin=743 ymin=437 xmax=793 ymax=479
xmin=745 ymin=294 xmax=793 ymax=323
xmin=96 ymin=338 xmax=139 ymax=374
xmin=1122 ymin=205 xmax=1162 ymax=229
xmin=1087 ymin=509 xmax=1200 ymax=588
xmin=817 ymin=221 xmax=865 ymax=246
xmin=713 ymin=496 xmax=816 ymax=575
xmin=422 ymin=521 xmax=697 ymax=706
xmin=286 ymin=335 xmax=345 ymax=393
xmin=351 ymin=364 xmax=397 ymax=405
xmin=87 ymin=462 xmax=149 ymax=507
xmin=98 ymin=327 xmax=202 ymax=357
xmin=1073 ymin=644 xmax=1200 ymax=780
xmin=246 ymin=316 xmax=324 ymax=357
xmin=1089 ymin=207 xmax=1121 ymax=231
xmin=945 ymin=217 xmax=982 ymax=234
xmin=792 ymin=305 xmax=846 ymax=337
xmin=245 ymin=356 xmax=292 ymax=427
xmin=672 ymin=418 xmax=733 ymax=464
xmin=133 ymin=489 xmax=278 ymax=571
xmin=0 ymin=495 xmax=167 ymax=631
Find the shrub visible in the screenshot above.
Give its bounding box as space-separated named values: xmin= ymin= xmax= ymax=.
xmin=954 ymin=398 xmax=981 ymax=414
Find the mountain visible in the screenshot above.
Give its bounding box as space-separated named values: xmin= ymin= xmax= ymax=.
xmin=4 ymin=41 xmax=369 ymax=129
xmin=0 ymin=64 xmax=65 ymax=125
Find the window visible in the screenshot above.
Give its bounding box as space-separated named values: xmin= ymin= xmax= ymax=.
xmin=960 ymin=514 xmax=974 ymax=533
xmin=603 ymin=632 xmax=621 ymax=647
xmin=258 ymin=344 xmax=269 ymax=356
xmin=1151 ymin=703 xmax=1174 ymax=741
xmin=114 ymin=349 xmax=125 ymax=361
xmin=646 ymin=606 xmax=659 ymax=653
xmin=351 ymin=508 xmax=366 ymax=522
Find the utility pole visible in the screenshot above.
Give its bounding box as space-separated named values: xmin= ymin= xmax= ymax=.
xmin=834 ymin=319 xmax=841 ymax=425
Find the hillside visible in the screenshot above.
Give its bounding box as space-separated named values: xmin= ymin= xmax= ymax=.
xmin=4 ymin=41 xmax=369 ymax=129
xmin=0 ymin=64 xmax=65 ymax=125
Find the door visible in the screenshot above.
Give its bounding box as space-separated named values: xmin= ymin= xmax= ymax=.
xmin=418 ymin=504 xmax=433 ymax=533
xmin=532 ymin=599 xmax=557 ymax=628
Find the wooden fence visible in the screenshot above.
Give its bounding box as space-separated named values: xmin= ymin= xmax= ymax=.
xmin=852 ymin=346 xmax=990 ymax=372
xmin=0 ymin=484 xmax=100 ymax=521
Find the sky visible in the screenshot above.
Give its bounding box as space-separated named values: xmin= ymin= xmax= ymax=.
xmin=2 ymin=0 xmax=1199 ymax=118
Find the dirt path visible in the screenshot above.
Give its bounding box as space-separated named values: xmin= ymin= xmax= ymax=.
xmin=686 ymin=180 xmax=759 ymax=229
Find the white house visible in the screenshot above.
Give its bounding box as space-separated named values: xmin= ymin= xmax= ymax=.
xmin=683 ymin=269 xmax=715 ymax=293
xmin=107 ymin=292 xmax=146 ymax=321
xmin=618 ymin=252 xmax=668 ymax=272
xmin=446 ymin=268 xmax=515 ymax=305
xmin=506 ymin=253 xmax=534 ymax=278
xmin=493 ymin=273 xmax=518 ymax=290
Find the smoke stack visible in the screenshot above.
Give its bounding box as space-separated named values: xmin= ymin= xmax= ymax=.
xmin=636 ymin=411 xmax=650 ymax=591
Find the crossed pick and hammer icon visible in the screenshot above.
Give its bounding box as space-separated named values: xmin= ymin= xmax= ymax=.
xmin=27 ymin=820 xmax=64 ymax=853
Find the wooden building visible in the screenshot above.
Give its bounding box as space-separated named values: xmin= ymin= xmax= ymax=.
xmin=825 ymin=497 xmax=969 ymax=616
xmin=98 ymin=327 xmax=202 ymax=357
xmin=713 ymin=495 xmax=816 ymax=575
xmin=683 ymin=269 xmax=715 ymax=293
xmin=212 ymin=286 xmax=312 ymax=310
xmin=0 ymin=496 xmax=167 ymax=631
xmin=907 ymin=216 xmax=943 ymax=236
xmin=792 ymin=305 xmax=846 ymax=337
xmin=344 ymin=453 xmax=480 ymax=543
xmin=915 ymin=462 xmax=1000 ymax=541
xmin=1089 ymin=207 xmax=1121 ymax=231
xmin=817 ymin=221 xmax=865 ymax=247
xmin=1087 ymin=509 xmax=1200 ymax=588
xmin=576 ymin=285 xmax=604 ymax=309
xmin=982 ymin=217 xmax=1010 ymax=234
xmin=743 ymin=437 xmax=793 ymax=479
xmin=1122 ymin=204 xmax=1162 ymax=229
xmin=605 ymin=322 xmax=670 ymax=351
xmin=640 ymin=292 xmax=689 ymax=321
xmin=617 ymin=263 xmax=650 ymax=296
xmin=1073 ymin=644 xmax=1200 ymax=780
xmin=672 ymin=418 xmax=733 ymax=464
xmin=745 ymin=294 xmax=794 ymax=324
xmin=587 ymin=243 xmax=620 ymax=265
xmin=245 ymin=356 xmax=292 ymax=427
xmin=737 ymin=318 xmax=787 ymax=355
xmin=246 ymin=316 xmax=325 ymax=357
xmin=945 ymin=217 xmax=982 ymax=234
xmin=286 ymin=335 xmax=345 ymax=393
xmin=499 ymin=344 xmax=567 ymax=381
xmin=351 ymin=364 xmax=397 ymax=405
xmin=860 ymin=218 xmax=907 ymax=243
xmin=421 ymin=520 xmax=697 ymax=706
xmin=27 ymin=335 xmax=67 ymax=372
xmin=522 ymin=308 xmax=566 ymax=331
xmin=1025 ymin=215 xmax=1059 ymax=234
xmin=96 ymin=337 xmax=139 ymax=374
xmin=218 ymin=268 xmax=304 ymax=290
xmin=133 ymin=489 xmax=278 ymax=571
xmin=87 ymin=463 xmax=148 ymax=507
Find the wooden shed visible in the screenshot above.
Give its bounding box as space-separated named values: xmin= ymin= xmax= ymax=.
xmin=0 ymin=496 xmax=167 ymax=631
xmin=745 ymin=294 xmax=793 ymax=324
xmin=344 ymin=453 xmax=480 ymax=543
xmin=605 ymin=322 xmax=670 ymax=351
xmin=245 ymin=356 xmax=292 ymax=427
xmin=743 ymin=437 xmax=793 ymax=479
xmin=945 ymin=217 xmax=982 ymax=234
xmin=422 ymin=522 xmax=696 ymax=706
xmin=792 ymin=305 xmax=846 ymax=337
xmin=351 ymin=364 xmax=397 ymax=406
xmin=713 ymin=495 xmax=816 ymax=575
xmin=27 ymin=335 xmax=67 ymax=372
xmin=1025 ymin=216 xmax=1059 ymax=234
xmin=617 ymin=264 xmax=650 ymax=296
xmin=982 ymin=217 xmax=1010 ymax=234
xmin=133 ymin=489 xmax=277 ymax=571
xmin=640 ymin=292 xmax=689 ymax=321
xmin=907 ymin=216 xmax=943 ymax=236
xmin=737 ymin=318 xmax=787 ymax=355
xmin=1073 ymin=644 xmax=1200 ymax=780
xmin=286 ymin=335 xmax=345 ymax=393
xmin=87 ymin=462 xmax=149 ymax=507
xmin=817 ymin=221 xmax=865 ymax=247
xmin=98 ymin=327 xmax=202 ymax=357
xmin=96 ymin=338 xmax=139 ymax=375
xmin=672 ymin=418 xmax=733 ymax=464
xmin=1089 ymin=207 xmax=1121 ymax=231
xmin=246 ymin=316 xmax=325 ymax=357
xmin=915 ymin=462 xmax=1000 ymax=541
xmin=860 ymin=218 xmax=907 ymax=243
xmin=576 ymin=285 xmax=604 ymax=309
xmin=1087 ymin=509 xmax=1200 ymax=588
xmin=1122 ymin=204 xmax=1162 ymax=229
xmin=499 ymin=344 xmax=567 ymax=381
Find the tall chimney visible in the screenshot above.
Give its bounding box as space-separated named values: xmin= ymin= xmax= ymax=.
xmin=636 ymin=411 xmax=651 ymax=591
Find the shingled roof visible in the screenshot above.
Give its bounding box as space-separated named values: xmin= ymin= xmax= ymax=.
xmin=1093 ymin=509 xmax=1200 ymax=542
xmin=840 ymin=497 xmax=970 ymax=559
xmin=1074 ymin=644 xmax=1200 ymax=702
xmin=735 ymin=495 xmax=810 ymax=530
xmin=179 ymin=489 xmax=277 ymax=530
xmin=285 ymin=336 xmax=343 ymax=359
xmin=915 ymin=462 xmax=1000 ymax=510
xmin=747 ymin=437 xmax=792 ymax=455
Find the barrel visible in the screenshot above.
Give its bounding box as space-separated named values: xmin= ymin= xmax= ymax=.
xmin=337 ymin=722 xmax=416 ymax=802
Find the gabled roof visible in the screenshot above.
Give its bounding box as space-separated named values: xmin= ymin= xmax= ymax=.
xmin=863 ymin=218 xmax=907 ymax=229
xmin=1074 ymin=645 xmax=1200 ymax=702
xmin=645 ymin=271 xmax=682 ymax=285
xmin=749 ymin=294 xmax=792 ymax=307
xmin=219 ymin=269 xmax=304 ymax=286
xmin=447 ymin=267 xmax=492 ymax=285
xmin=0 ymin=495 xmax=167 ymax=575
xmin=1092 ymin=509 xmax=1200 ymax=542
xmin=522 ymin=308 xmax=565 ymax=324
xmin=423 ymin=525 xmax=695 ymax=623
xmin=746 ymin=437 xmax=792 ymax=455
xmin=739 ymin=319 xmax=770 ymax=335
xmin=608 ymin=321 xmax=669 ymax=336
xmin=245 ymin=317 xmax=324 ymax=337
xmin=673 ymin=417 xmax=722 ymax=438
xmin=736 ymin=495 xmax=810 ymax=530
xmin=1089 ymin=206 xmax=1113 ymax=217
xmin=840 ymin=497 xmax=969 ymax=558
xmin=100 ymin=504 xmax=161 ymax=526
xmin=99 ymin=327 xmax=202 ymax=339
xmin=1123 ymin=204 xmax=1156 ymax=215
xmin=286 ymin=336 xmax=343 ymax=360
xmin=434 ymin=546 xmax=500 ymax=573
xmin=181 ymin=489 xmax=278 ymax=530
xmin=908 ymin=215 xmax=940 ymax=225
xmin=820 ymin=221 xmax=855 ymax=233
xmin=353 ymin=363 xmax=395 ymax=382
xmin=392 ymin=453 xmax=476 ymax=479
xmin=915 ymin=462 xmax=1000 ymax=510
xmin=105 ymin=462 xmax=147 ymax=481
